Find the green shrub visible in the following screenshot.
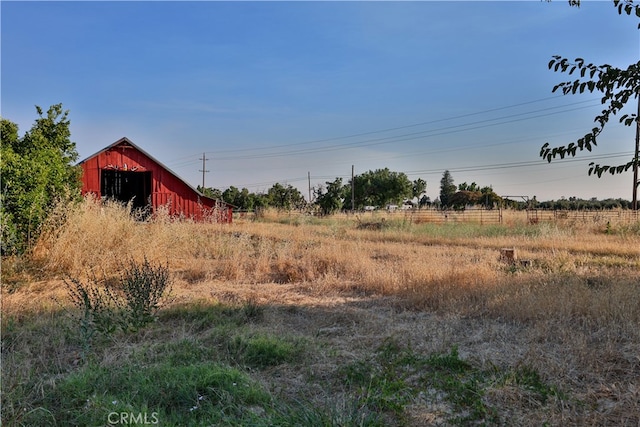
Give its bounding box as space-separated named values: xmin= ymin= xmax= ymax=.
xmin=228 ymin=334 xmax=303 ymax=369
xmin=63 ymin=273 xmax=123 ymax=357
xmin=1 ymin=106 xmax=81 ymax=254
xmin=119 ymin=257 xmax=172 ymax=328
xmin=63 ymin=258 xmax=173 ymax=355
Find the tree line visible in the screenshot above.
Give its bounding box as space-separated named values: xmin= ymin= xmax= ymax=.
xmin=504 ymin=197 xmax=633 ymax=210
xmin=200 ymin=168 xmax=429 ymax=214
xmin=204 ymin=167 xmax=634 ymax=214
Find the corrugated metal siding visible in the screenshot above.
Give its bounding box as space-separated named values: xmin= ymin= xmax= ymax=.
xmin=80 ymin=140 xmax=232 ymax=223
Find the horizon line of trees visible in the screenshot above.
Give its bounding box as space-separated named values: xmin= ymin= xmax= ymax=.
xmin=200 ymin=168 xmax=633 ymax=214
xmin=505 ymin=196 xmax=633 ymax=210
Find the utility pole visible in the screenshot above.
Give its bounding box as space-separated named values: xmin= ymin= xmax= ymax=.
xmin=199 ymin=153 xmax=209 ymax=189
xmin=308 ymin=171 xmax=311 ymax=204
xmin=351 ymin=165 xmax=355 ymax=213
xmin=633 ymin=97 xmax=639 ymax=210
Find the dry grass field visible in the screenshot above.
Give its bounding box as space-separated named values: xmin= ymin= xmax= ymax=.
xmin=2 ymin=198 xmax=639 ymax=426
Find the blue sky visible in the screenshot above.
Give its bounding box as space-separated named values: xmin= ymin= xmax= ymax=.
xmin=2 ymin=1 xmax=638 ymax=202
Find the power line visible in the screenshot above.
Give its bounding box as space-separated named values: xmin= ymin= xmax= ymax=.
xmin=204 ymin=126 xmax=603 ymax=174
xmin=403 ymin=151 xmax=633 ymax=176
xmin=197 ymin=94 xmax=582 ymax=155
xmin=165 ymin=95 xmax=601 ymax=167
xmin=202 ymin=100 xmax=601 ymax=161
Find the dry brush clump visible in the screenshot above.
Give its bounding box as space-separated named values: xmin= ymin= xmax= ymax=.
xmin=32 ymin=197 xmax=234 ymax=278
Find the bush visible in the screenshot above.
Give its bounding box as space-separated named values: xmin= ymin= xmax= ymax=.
xmin=63 ymin=258 xmax=173 ymax=355
xmin=119 ymin=257 xmax=173 ymax=328
xmin=1 ymin=106 xmax=81 ymax=254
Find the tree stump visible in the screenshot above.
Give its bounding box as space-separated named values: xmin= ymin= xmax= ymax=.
xmin=500 ymin=248 xmax=516 ymax=264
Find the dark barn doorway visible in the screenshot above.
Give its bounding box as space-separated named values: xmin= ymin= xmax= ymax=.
xmin=101 ymin=170 xmax=152 ymax=211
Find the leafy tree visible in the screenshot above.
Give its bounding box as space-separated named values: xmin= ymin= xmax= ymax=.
xmin=448 ymin=183 xmax=501 ymax=210
xmin=540 ymin=0 xmax=640 ymax=208
xmin=537 ymin=196 xmax=629 ymax=210
xmin=267 ymin=183 xmax=306 ymax=210
xmin=1 ymin=104 xmax=81 ymax=253
xmin=221 ymin=186 xmax=254 ymax=210
xmin=251 ymin=192 xmax=270 ymax=212
xmin=314 ymin=178 xmax=345 ymax=215
xmin=1 ymin=119 xmax=19 ymax=147
xmin=197 ymin=186 xmax=222 ymax=199
xmin=412 ymin=178 xmax=427 ymax=199
xmin=236 ymin=188 xmax=254 ymax=211
xmin=439 ymin=170 xmax=457 ymax=209
xmin=458 ymin=182 xmax=479 ymax=192
xmin=449 ymin=190 xmax=482 ymax=210
xmin=222 ymin=186 xmax=240 ymax=206
xmin=480 ymin=186 xmax=502 ymax=208
xmin=1 ymin=120 xmax=21 ymax=253
xmin=348 ymin=168 xmax=413 ymax=210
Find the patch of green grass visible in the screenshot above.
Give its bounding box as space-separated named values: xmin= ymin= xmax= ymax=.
xmin=0 ymin=314 xmax=19 ymax=353
xmin=159 ymin=299 xmax=262 ymax=331
xmin=3 ymin=300 xmax=310 ymax=427
xmin=338 ymin=341 xmax=562 ymax=425
xmin=500 ymin=365 xmax=563 ymax=405
xmin=3 ymin=312 xmax=370 ymax=427
xmin=422 ymin=346 xmax=471 ymax=373
xmin=121 ymin=307 xmax=301 ymax=370
xmin=340 ymin=359 xmax=375 ymax=385
xmin=338 ymin=339 xmax=421 ymax=422
xmin=14 ymin=356 xmax=387 ymax=427
xmin=23 ymin=362 xmax=270 ymax=426
xmin=228 ymin=334 xmax=305 ymax=369
xmin=160 ymin=338 xmax=215 ymax=366
xmin=415 ymin=346 xmax=498 ymax=424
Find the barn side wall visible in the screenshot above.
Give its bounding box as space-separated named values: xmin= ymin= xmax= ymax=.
xmin=80 ymin=145 xmax=232 ymax=222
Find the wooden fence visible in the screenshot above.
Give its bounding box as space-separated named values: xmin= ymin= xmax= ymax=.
xmin=526 ymin=209 xmax=639 ymax=225
xmin=235 ymin=208 xmax=639 ymax=226
xmin=361 ymin=208 xmax=503 ymax=224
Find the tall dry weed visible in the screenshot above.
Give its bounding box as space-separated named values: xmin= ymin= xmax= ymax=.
xmin=33 ymin=197 xmax=231 ymax=277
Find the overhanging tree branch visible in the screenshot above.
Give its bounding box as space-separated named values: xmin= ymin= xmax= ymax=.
xmin=540 ymin=59 xmax=639 ymax=168
xmin=540 ymin=0 xmax=639 ymax=198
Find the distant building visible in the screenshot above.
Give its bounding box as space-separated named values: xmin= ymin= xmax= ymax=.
xmin=78 ymin=137 xmax=233 ymax=222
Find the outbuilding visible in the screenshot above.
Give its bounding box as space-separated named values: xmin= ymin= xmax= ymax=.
xmin=78 ymin=137 xmax=232 ymax=223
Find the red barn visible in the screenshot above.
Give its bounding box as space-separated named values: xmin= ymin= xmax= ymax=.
xmin=79 ymin=137 xmax=232 ymax=223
